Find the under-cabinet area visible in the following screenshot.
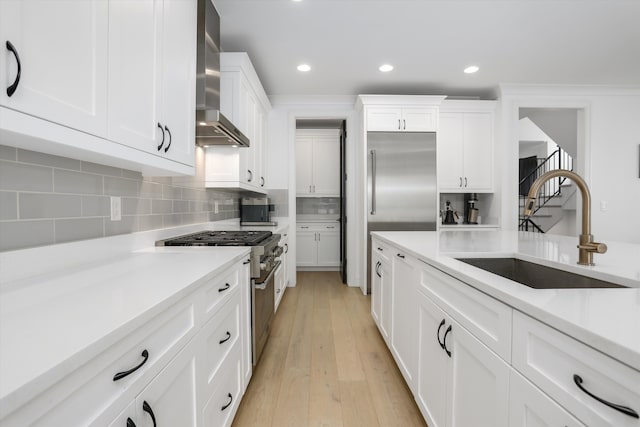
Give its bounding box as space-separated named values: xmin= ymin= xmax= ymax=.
xmin=370 ymin=231 xmax=640 ymax=427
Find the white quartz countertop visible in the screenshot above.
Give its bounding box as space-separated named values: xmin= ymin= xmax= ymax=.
xmin=371 ymin=230 xmax=640 ymax=371
xmin=0 ymin=237 xmax=252 ymax=413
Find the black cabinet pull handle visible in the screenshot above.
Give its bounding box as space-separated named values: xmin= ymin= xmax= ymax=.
xmin=142 ymin=401 xmax=157 ymax=427
xmin=377 ymin=247 xmax=383 ymax=251
xmin=464 ymin=177 xmax=468 ymax=187
xmin=247 ymin=170 xmax=253 ymax=182
xmin=285 ymin=243 xmax=289 ymax=253
xmin=126 ymin=418 xmax=137 ymax=427
xmin=443 ymin=325 xmax=452 ymax=357
xmin=260 ymin=176 xmax=265 ymax=187
xmin=156 ymin=123 xmax=165 ymax=151
xmin=243 ymin=259 xmax=251 ymax=265
xmin=5 ymin=41 xmax=21 ymax=97
xmin=218 ymin=283 xmax=230 ymax=293
xmin=219 ymin=331 xmax=231 ymax=344
xmin=573 ymin=374 xmax=639 ymax=418
xmin=375 ymin=261 xmax=381 ymax=278
xmin=164 ymin=126 xmax=172 ymax=153
xmin=397 ymin=253 xmax=405 ymax=259
xmin=221 ymin=393 xmax=233 ymax=411
xmin=113 ymin=350 xmax=149 ymax=381
xmin=437 ymin=319 xmax=446 ymax=349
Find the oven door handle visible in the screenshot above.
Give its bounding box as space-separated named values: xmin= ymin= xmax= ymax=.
xmin=253 ymin=261 xmax=281 ymax=290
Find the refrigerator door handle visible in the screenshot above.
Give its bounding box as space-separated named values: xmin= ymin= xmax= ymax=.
xmin=370 ymin=149 xmax=377 ymax=215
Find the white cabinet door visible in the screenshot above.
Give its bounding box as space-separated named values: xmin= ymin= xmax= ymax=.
xmin=438 ymin=109 xmax=494 ymax=192
xmin=106 ymin=401 xmax=137 ymax=427
xmin=312 ymin=134 xmax=340 ymax=196
xmin=159 ymin=0 xmax=196 ymax=166
xmin=0 ymin=0 xmax=108 ymax=137
xmin=446 ymin=317 xmax=509 ymax=427
xmin=371 ymin=253 xmax=383 ymax=329
xmin=316 ymin=230 xmax=340 ymax=266
xmin=367 ymin=107 xmax=403 ymax=131
xmin=295 ymin=231 xmax=317 ymax=267
xmin=510 ymin=369 xmax=585 ymax=427
xmin=437 ymin=113 xmax=465 ymax=190
xmin=461 ymin=112 xmax=493 ymax=191
xmin=135 ymin=341 xmax=197 ymax=427
xmin=402 ymin=107 xmax=438 ymax=132
xmin=416 ymin=291 xmax=449 ymax=427
xmin=239 ymin=258 xmax=252 ymax=391
xmin=390 ymin=252 xmax=419 ymax=392
xmin=296 ymin=135 xmax=314 ymax=195
xmin=274 ymin=263 xmax=284 ymax=311
xmin=108 ymin=0 xmax=162 ymax=155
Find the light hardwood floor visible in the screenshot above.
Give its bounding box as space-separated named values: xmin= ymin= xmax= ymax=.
xmin=232 ymin=271 xmax=428 ymax=427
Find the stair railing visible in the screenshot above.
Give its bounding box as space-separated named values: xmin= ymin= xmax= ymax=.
xmin=518 ymin=146 xmax=574 ymax=232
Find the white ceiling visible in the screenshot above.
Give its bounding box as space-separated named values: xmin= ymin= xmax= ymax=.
xmin=213 ymin=0 xmax=640 ymax=99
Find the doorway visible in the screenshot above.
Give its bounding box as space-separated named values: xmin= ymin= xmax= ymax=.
xmin=294 ymin=119 xmax=348 ymax=284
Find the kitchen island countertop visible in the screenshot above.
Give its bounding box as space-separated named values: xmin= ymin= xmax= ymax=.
xmin=372 ymin=230 xmax=640 ymax=371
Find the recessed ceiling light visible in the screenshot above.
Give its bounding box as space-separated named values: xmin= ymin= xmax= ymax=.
xmin=464 ymin=65 xmax=479 ymax=74
xmin=379 ymin=64 xmax=394 ymax=72
xmin=297 ymin=64 xmax=311 ymax=72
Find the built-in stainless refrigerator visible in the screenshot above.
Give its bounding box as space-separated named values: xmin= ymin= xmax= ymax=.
xmin=367 ymin=132 xmax=437 ymax=291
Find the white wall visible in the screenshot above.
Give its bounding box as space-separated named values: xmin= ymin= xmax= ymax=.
xmin=266 ymin=95 xmax=361 ymax=287
xmin=501 ymin=85 xmax=640 ymax=243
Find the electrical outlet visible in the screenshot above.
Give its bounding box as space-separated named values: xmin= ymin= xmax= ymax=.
xmin=214 ymin=200 xmax=219 ymax=214
xmin=110 ymin=196 xmax=122 ymax=221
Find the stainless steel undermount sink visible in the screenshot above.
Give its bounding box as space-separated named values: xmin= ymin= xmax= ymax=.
xmin=456 ymin=258 xmax=626 ymax=289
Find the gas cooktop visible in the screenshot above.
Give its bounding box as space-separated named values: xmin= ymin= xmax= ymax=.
xmin=158 ymin=230 xmax=273 ymax=246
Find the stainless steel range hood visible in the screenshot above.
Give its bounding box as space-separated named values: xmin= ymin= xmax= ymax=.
xmin=195 ymin=0 xmax=249 ymax=148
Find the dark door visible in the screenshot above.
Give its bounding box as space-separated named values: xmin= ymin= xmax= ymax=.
xmin=340 ymin=120 xmax=347 ymax=284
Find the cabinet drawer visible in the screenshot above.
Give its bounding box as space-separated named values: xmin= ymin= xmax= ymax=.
xmin=1 ymin=298 xmax=196 ymax=426
xmin=202 ymin=264 xmax=240 ymax=323
xmin=201 ymin=289 xmax=242 ymax=391
xmin=419 ymin=262 xmax=512 ymax=361
xmin=371 ymin=239 xmax=392 ymax=263
xmin=513 ymin=311 xmax=640 ymax=427
xmin=201 ymin=343 xmax=243 ymax=427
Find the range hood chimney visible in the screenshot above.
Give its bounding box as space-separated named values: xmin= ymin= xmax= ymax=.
xmin=195 ymin=0 xmax=249 ymax=147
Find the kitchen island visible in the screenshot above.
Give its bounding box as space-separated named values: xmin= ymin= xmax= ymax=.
xmin=371 ymin=230 xmax=640 ymax=427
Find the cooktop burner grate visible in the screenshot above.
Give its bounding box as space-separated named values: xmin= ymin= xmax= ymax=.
xmin=161 ymin=230 xmax=273 ymax=246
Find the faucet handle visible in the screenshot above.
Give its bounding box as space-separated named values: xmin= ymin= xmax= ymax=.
xmin=577 ymin=241 xmax=607 ymax=254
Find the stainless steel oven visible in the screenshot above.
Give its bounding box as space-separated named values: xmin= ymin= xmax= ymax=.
xmin=156 ymin=230 xmax=282 ymax=365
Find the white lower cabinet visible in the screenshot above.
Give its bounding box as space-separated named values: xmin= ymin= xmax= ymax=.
xmin=390 ymin=250 xmax=420 ymax=392
xmin=416 ymin=289 xmax=509 ymax=427
xmin=0 ymin=258 xmax=251 ymax=427
xmin=509 ymin=369 xmax=585 ymax=427
xmin=296 ymin=223 xmax=340 ymax=268
xmin=370 ymin=243 xmax=391 ymax=344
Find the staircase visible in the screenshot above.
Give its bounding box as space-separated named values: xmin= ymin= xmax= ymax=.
xmin=518 ymin=147 xmax=574 ymax=233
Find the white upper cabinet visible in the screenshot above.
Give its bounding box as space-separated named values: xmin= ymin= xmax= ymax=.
xmin=438 ymin=100 xmax=496 ymax=192
xmin=108 ymin=0 xmax=196 ymax=167
xmin=0 ymin=0 xmax=196 ymax=175
xmin=205 ymin=52 xmax=270 ymax=193
xmin=367 ymin=106 xmax=438 ymax=132
xmin=0 ymin=0 xmax=109 ymax=137
xmin=295 ymin=129 xmax=340 ymax=197
xmin=359 ymin=95 xmax=445 ymax=132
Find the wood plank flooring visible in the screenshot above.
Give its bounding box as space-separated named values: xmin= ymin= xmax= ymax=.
xmin=232 ymin=271 xmax=427 ymax=427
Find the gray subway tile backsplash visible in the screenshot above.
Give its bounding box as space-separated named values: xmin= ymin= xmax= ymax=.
xmin=54 ymin=169 xmax=104 ymax=195
xmin=19 ymin=193 xmax=82 ymax=219
xmin=0 ymin=144 xmax=241 ymax=252
xmin=0 ymin=160 xmax=53 ymax=192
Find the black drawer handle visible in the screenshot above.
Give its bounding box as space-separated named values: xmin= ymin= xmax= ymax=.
xmin=221 ymin=392 xmax=233 ymax=411
xmin=6 ymin=41 xmax=21 ymax=97
xmin=573 ymin=374 xmax=639 ymax=418
xmin=142 ymin=401 xmax=157 ymax=427
xmin=219 ymin=331 xmax=231 ymax=344
xmin=443 ymin=325 xmax=452 ymax=357
xmin=377 ymin=247 xmax=383 ymax=251
xmin=218 ymin=283 xmax=230 ymax=293
xmin=285 ymin=243 xmax=289 ymax=254
xmin=397 ymin=253 xmax=405 ymax=259
xmin=126 ymin=418 xmax=137 ymax=427
xmin=437 ymin=319 xmax=446 ymax=349
xmin=164 ymin=125 xmax=172 ymax=153
xmin=113 ymin=349 xmax=149 ymax=381
xmin=156 ymin=123 xmax=165 ymax=151
xmin=243 ymin=259 xmax=250 ymax=265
